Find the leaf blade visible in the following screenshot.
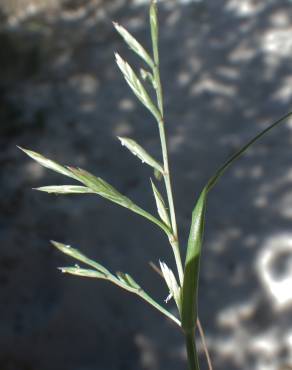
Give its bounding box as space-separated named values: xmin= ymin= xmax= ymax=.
xmin=18 ymin=147 xmax=77 ymax=180
xmin=115 ymin=53 xmax=160 ymax=121
xmin=181 ymin=188 xmax=207 ymax=331
xmin=36 ymin=185 xmax=94 ymax=194
xmin=20 ymin=146 xmax=170 ymax=235
xmin=51 ymin=241 xmax=111 ymax=275
xmin=56 ymin=243 xmax=180 ymax=325
xmin=59 ymin=266 xmax=106 ymax=279
xmin=65 ymin=168 xmax=171 ymax=235
xmin=150 ymin=0 xmax=159 ymax=65
xmin=206 ymin=111 xmax=292 ymax=192
xmin=151 ymin=179 xmax=171 ymax=228
xmin=118 ymin=137 xmax=163 ymax=173
xmin=181 ymin=111 xmax=292 ymax=332
xmin=113 ymin=22 xmax=154 ymax=68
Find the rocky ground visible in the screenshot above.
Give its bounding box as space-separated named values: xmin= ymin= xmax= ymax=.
xmin=1 ymin=0 xmax=292 ymax=369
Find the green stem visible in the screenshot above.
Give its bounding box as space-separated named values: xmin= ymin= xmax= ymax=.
xmin=170 ymin=238 xmax=184 ymax=286
xmin=155 ymin=71 xmax=184 ymax=285
xmin=150 ymin=0 xmax=184 ymax=285
xmin=185 ymin=330 xmax=200 ymax=370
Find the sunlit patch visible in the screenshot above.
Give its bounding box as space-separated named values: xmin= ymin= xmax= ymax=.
xmin=3 ymin=0 xmax=60 ymax=26
xmin=177 ymin=71 xmax=192 ymax=87
xmin=217 ymin=300 xmax=256 ymax=328
xmin=135 ymin=334 xmax=158 ymax=370
xmin=259 ymin=26 xmax=292 ymax=78
xmin=284 ymin=330 xmax=292 ymax=364
xmin=233 ymin=165 xmax=263 ymax=181
xmin=69 ymin=74 xmax=98 ymax=95
xmin=257 ymin=234 xmax=292 ymax=309
xmin=286 ymin=116 xmax=292 ymax=131
xmin=270 ymin=10 xmax=291 ymax=28
xmin=61 ymin=5 xmax=87 ymax=21
xmin=254 ymin=195 xmax=268 ymax=208
xmin=25 ymin=161 xmax=45 ymax=180
xmin=251 ymin=330 xmax=278 ymax=355
xmin=272 ymin=76 xmax=292 ymax=104
xmin=210 ymin=227 xmax=241 ymax=254
xmin=229 ymin=41 xmax=256 ymax=63
xmin=225 ymin=0 xmax=264 ymax=17
xmin=216 ymin=66 xmax=239 ymax=81
xmin=249 ymin=330 xmax=281 ymax=370
xmin=261 ymin=29 xmax=292 ymax=57
xmin=118 ymin=98 xmax=135 ymax=112
xmin=190 ymin=74 xmax=237 ymax=97
xmin=168 ymin=132 xmax=185 ymax=152
xmin=278 ymin=192 xmax=292 ymax=219
xmin=113 ymin=121 xmax=133 ymax=136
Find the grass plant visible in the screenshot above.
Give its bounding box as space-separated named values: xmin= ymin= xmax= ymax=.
xmin=20 ymin=1 xmax=292 ymax=369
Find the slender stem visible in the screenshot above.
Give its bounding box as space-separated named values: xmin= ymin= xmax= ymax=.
xmin=157 ymin=118 xmax=175 ymax=231
xmin=185 ymin=330 xmax=200 ymax=370
xmin=170 ymin=237 xmax=184 ymax=285
xmin=150 ymin=0 xmax=184 ymax=285
xmin=153 ymin=64 xmax=184 ymax=285
xmin=153 ymin=63 xmax=164 ymax=115
xmin=197 ymin=319 xmax=213 ymax=370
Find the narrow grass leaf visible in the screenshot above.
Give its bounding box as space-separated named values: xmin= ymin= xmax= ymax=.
xmin=51 ymin=241 xmax=111 ymax=275
xmin=150 ymin=0 xmax=159 ymax=65
xmin=66 ymin=167 xmax=171 ymax=235
xmin=18 ymin=147 xmax=78 ymax=180
xmin=36 ymin=185 xmax=94 ymax=194
xmin=59 ymin=266 xmax=106 ymax=279
xmin=117 ymin=271 xmax=129 ymax=284
xmin=68 ymin=167 xmax=126 ymax=199
xmin=206 ymin=111 xmax=292 ymax=192
xmin=151 ymin=179 xmax=171 ymax=227
xmin=140 ymin=68 xmax=156 ymax=88
xmin=181 ymin=111 xmax=292 ymax=332
xmin=115 ymin=53 xmax=161 ymax=121
xmin=116 ymin=272 xmax=141 ymax=290
xmin=113 ymin=22 xmax=154 ymax=68
xmin=118 ymin=137 xmax=163 ymax=173
xmin=20 ymin=146 xmax=170 ymax=235
xmin=123 ymin=273 xmax=141 ymax=290
xmin=154 ymin=168 xmax=163 ymax=181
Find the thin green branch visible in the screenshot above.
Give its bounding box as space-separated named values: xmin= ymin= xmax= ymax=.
xmin=53 ymin=241 xmax=180 ymax=327
xmin=150 ymin=2 xmax=184 ymax=285
xmin=138 ymin=290 xmax=181 ymax=327
xmin=157 ymin=118 xmax=184 ymax=284
xmin=111 ymin=274 xmax=181 ymax=326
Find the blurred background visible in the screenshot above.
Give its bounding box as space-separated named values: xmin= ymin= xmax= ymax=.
xmin=1 ymin=0 xmax=292 ymax=369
